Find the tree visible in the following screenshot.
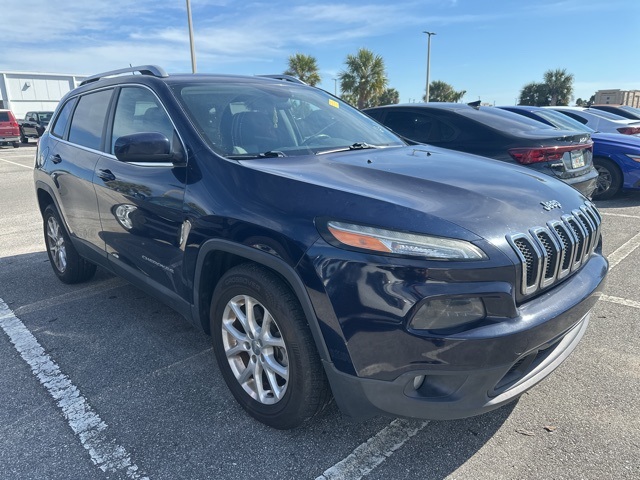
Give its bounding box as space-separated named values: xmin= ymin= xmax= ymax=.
xmin=284 ymin=53 xmax=321 ymax=86
xmin=376 ymin=88 xmax=400 ymax=106
xmin=519 ymin=82 xmax=549 ymax=106
xmin=543 ymin=68 xmax=574 ymax=106
xmin=423 ymin=80 xmax=466 ymax=103
xmin=339 ymin=48 xmax=388 ymax=109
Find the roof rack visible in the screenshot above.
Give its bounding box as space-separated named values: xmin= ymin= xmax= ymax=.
xmin=80 ymin=65 xmax=168 ymax=86
xmin=257 ymin=74 xmax=307 ymax=85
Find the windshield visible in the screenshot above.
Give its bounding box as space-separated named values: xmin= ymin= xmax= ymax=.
xmin=171 ymin=81 xmax=404 ymax=158
xmin=586 ymin=108 xmax=631 ymax=121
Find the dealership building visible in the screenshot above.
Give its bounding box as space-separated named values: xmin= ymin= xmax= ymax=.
xmin=594 ymin=89 xmax=640 ymax=108
xmin=0 ymin=71 xmax=86 ymax=120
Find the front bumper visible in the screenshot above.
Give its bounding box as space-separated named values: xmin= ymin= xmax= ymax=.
xmin=311 ymin=245 xmax=607 ymax=421
xmin=325 ymin=311 xmax=591 ymax=421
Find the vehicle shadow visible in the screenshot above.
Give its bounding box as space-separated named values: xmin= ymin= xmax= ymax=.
xmin=0 ymin=250 xmax=515 ymax=480
xmin=594 ymin=190 xmax=640 ymax=208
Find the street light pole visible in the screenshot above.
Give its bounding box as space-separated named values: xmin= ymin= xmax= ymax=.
xmin=334 ymin=78 xmax=338 ymax=96
xmin=186 ymin=0 xmax=197 ymax=73
xmin=423 ymin=31 xmax=436 ymax=102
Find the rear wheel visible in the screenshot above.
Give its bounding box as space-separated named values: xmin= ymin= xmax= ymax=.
xmin=592 ymin=157 xmax=622 ymax=200
xmin=12 ymin=142 xmax=20 ymax=148
xmin=210 ymin=263 xmax=330 ymax=429
xmin=43 ymin=205 xmax=97 ymax=284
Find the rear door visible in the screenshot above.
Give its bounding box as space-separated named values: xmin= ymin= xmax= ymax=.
xmin=93 ymin=85 xmax=188 ymax=299
xmin=46 ymin=89 xmax=114 ymax=263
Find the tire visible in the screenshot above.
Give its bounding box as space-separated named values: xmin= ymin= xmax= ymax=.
xmin=592 ymin=157 xmax=622 ymax=200
xmin=12 ymin=142 xmax=20 ymax=148
xmin=210 ymin=263 xmax=331 ymax=429
xmin=20 ymin=128 xmax=28 ymax=143
xmin=43 ymin=205 xmax=97 ymax=284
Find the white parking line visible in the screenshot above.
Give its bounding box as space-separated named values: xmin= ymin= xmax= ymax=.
xmin=601 ymin=212 xmax=639 ymax=219
xmin=0 ymin=299 xmax=149 ymax=480
xmin=601 ymin=295 xmax=640 ymax=310
xmin=0 ymin=157 xmax=33 ymax=169
xmin=315 ymin=419 xmax=429 ymax=480
xmin=607 ymin=232 xmax=640 ymax=270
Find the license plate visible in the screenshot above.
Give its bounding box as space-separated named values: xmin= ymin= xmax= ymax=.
xmin=571 ymin=151 xmax=585 ymax=169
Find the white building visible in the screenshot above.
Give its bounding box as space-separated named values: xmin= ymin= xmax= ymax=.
xmin=0 ymin=71 xmax=86 ymax=120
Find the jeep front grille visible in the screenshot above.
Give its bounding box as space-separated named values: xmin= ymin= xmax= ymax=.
xmin=508 ymin=202 xmax=601 ymax=296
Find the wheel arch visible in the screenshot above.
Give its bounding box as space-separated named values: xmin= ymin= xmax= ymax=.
xmin=192 ymin=239 xmax=332 ymax=363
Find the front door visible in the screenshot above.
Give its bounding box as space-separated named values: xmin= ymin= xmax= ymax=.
xmin=93 ymin=86 xmax=188 ymax=298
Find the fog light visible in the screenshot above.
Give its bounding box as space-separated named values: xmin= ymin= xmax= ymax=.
xmin=410 ymin=297 xmax=485 ymax=331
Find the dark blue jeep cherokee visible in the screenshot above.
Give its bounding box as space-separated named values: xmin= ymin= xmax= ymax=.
xmin=34 ymin=66 xmax=608 ymax=429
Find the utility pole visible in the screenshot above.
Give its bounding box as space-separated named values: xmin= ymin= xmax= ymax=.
xmin=423 ymin=31 xmax=436 ymax=102
xmin=186 ymin=0 xmax=197 ymax=73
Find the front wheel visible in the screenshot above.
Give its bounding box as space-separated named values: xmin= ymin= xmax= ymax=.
xmin=43 ymin=205 xmax=97 ymax=284
xmin=210 ymin=264 xmax=330 ymax=429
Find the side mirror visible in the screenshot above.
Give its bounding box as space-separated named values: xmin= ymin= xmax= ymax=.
xmin=114 ymin=132 xmax=183 ymax=163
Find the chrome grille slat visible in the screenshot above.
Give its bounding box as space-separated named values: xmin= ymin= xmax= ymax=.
xmin=508 ymin=202 xmax=601 ymax=296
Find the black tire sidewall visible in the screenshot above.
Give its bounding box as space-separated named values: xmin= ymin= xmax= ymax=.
xmin=210 ymin=265 xmax=319 ymax=428
xmin=43 ymin=205 xmax=95 ymax=284
xmin=593 ymin=157 xmax=621 ymax=200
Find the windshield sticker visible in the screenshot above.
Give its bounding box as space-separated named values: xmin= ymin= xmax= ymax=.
xmin=329 ymin=99 xmax=339 ymax=109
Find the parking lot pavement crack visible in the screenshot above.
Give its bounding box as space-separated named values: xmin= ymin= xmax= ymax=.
xmin=0 ymin=298 xmax=150 ymax=480
xmin=13 ymin=277 xmax=128 ymax=317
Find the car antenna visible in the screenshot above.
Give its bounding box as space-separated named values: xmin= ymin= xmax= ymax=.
xmin=467 ymin=100 xmax=481 ymax=109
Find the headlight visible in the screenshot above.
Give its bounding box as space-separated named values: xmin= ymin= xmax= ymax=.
xmin=325 ymin=221 xmax=487 ymax=260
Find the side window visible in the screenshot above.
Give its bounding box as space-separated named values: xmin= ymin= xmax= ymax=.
xmin=111 ymin=87 xmax=176 ymax=154
xmin=68 ymin=89 xmax=113 ymax=150
xmin=51 ymin=100 xmax=76 ymax=138
xmin=383 ymin=111 xmax=455 ymax=144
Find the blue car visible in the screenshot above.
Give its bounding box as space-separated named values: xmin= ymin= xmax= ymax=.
xmin=500 ymin=106 xmax=640 ymax=199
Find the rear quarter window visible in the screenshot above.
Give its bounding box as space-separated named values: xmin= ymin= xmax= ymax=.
xmin=68 ymin=89 xmax=113 ymax=150
xmin=0 ymin=112 xmax=9 ymax=122
xmin=51 ymin=100 xmax=76 ymax=138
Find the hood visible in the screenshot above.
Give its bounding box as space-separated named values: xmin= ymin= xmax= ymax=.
xmin=240 ymin=146 xmax=589 ymax=245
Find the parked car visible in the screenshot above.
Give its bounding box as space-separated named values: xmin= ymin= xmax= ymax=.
xmin=19 ymin=111 xmax=53 ymax=142
xmin=547 ymin=106 xmax=640 ymax=136
xmin=0 ymin=109 xmax=21 ymax=148
xmin=500 ymin=105 xmax=640 ymax=199
xmin=34 ymin=65 xmax=607 ymax=429
xmin=364 ymin=103 xmax=597 ymax=198
xmin=590 ymin=104 xmax=640 ymax=121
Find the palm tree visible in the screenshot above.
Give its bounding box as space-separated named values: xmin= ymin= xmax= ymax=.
xmin=284 ymin=53 xmax=321 ymax=86
xmin=376 ymin=88 xmax=400 ymax=106
xmin=338 ymin=48 xmax=388 ymax=109
xmin=543 ymin=69 xmax=574 ymax=106
xmin=519 ymin=82 xmax=549 ymax=106
xmin=423 ymin=80 xmax=466 ymax=103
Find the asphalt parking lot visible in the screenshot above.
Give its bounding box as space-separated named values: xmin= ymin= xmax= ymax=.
xmin=1 ymin=143 xmax=639 ymax=480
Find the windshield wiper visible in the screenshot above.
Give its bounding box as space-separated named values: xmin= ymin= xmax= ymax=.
xmin=227 ymin=150 xmax=287 ymax=159
xmin=315 ymin=142 xmax=380 ymax=155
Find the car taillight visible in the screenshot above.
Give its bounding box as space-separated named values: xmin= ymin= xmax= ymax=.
xmin=508 ymin=143 xmax=593 ymax=165
xmin=617 ymin=126 xmax=640 ymax=135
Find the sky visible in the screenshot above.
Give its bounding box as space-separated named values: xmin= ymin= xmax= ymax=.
xmin=2 ymin=0 xmax=639 ymax=106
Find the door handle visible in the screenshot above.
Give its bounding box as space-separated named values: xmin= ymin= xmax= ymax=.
xmin=51 ymin=154 xmax=62 ymax=164
xmin=98 ymin=169 xmax=116 ymax=182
